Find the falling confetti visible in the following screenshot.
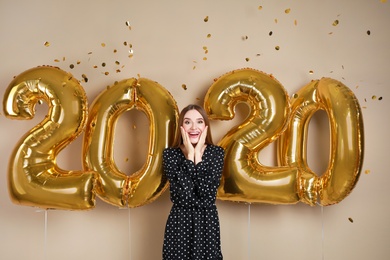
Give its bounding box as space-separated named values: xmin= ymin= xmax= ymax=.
xmin=275 ymin=46 xmax=280 ymax=50
xmin=69 ymin=64 xmax=75 ymax=69
xmin=182 ymin=84 xmax=187 ymax=90
xmin=348 ymin=217 xmax=354 ymax=223
xmin=207 ymin=33 xmax=211 ymax=38
xmin=309 ymin=70 xmax=314 ymax=74
xmin=258 ymin=6 xmax=263 ymax=10
xmin=125 ymin=21 xmax=132 ymax=30
xmin=44 ymin=41 xmax=50 ymax=47
xmin=332 ymin=20 xmax=339 ymax=26
xmin=82 ymin=74 xmax=88 ymax=83
xmin=101 ymin=43 xmax=106 ymax=47
xmin=245 ymin=58 xmax=250 ymax=62
xmin=365 ymin=170 xmax=371 ymax=174
xmin=367 ymin=30 xmax=371 ymax=35
xmin=204 ymin=16 xmax=209 ymax=22
xmin=372 ymin=95 xmax=377 ymax=100
xmin=242 ymin=35 xmax=248 ymax=40
xmin=379 ymin=96 xmax=383 ymax=100
xmin=285 ymin=8 xmax=291 ymax=14
xmin=269 ymin=31 xmax=273 ymax=36
xmin=294 ymin=19 xmax=298 ymax=26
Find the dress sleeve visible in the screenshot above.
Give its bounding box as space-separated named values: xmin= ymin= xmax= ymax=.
xmin=163 ymin=148 xmax=196 ymax=200
xmin=193 ymin=146 xmax=225 ymax=198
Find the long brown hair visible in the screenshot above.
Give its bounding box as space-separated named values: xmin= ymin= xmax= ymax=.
xmin=171 ymin=104 xmax=214 ymax=148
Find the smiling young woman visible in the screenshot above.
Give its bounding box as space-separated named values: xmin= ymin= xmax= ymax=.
xmin=162 ymin=104 xmax=224 ymax=260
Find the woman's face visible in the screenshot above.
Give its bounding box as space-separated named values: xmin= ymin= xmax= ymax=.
xmin=182 ymin=109 xmax=206 ymax=144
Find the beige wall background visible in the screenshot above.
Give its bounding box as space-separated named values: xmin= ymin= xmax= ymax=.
xmin=0 ymin=0 xmax=389 ymax=259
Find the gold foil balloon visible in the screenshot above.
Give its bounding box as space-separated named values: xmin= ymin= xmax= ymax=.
xmin=278 ymin=78 xmax=364 ymax=206
xmin=83 ymin=78 xmax=178 ymax=208
xmin=204 ymin=68 xmax=317 ymax=205
xmin=3 ymin=66 xmax=96 ymax=210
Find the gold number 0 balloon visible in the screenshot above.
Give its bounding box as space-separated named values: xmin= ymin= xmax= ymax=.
xmin=278 ymin=78 xmax=364 ymax=206
xmin=2 ymin=66 xmax=96 ymax=210
xmin=83 ymin=78 xmax=178 ymax=208
xmin=204 ymin=68 xmax=318 ymax=205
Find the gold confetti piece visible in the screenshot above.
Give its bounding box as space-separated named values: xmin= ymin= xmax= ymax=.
xmin=258 ymin=6 xmax=263 ymax=10
xmin=332 ymin=20 xmax=339 ymax=26
xmin=113 ymin=49 xmax=117 ymax=53
xmin=309 ymin=70 xmax=314 ymax=74
xmin=63 ymin=57 xmax=66 ymax=61
xmin=269 ymin=31 xmax=273 ymax=36
xmin=124 ymin=41 xmax=128 ymax=46
xmin=365 ymin=170 xmax=371 ymax=174
xmin=193 ymin=66 xmax=196 ymax=70
xmin=367 ymin=30 xmax=371 ymax=35
xmin=294 ymin=19 xmax=298 ymax=26
xmin=203 ymin=57 xmax=207 ymax=60
xmin=207 ymin=33 xmax=211 ymax=38
xmin=115 ymin=61 xmax=120 ymax=65
xmin=54 ymin=59 xmax=60 ymax=62
xmin=77 ymin=60 xmax=81 ymax=64
xmin=44 ymin=41 xmax=50 ymax=47
xmin=182 ymin=84 xmax=187 ymax=90
xmin=88 ymin=52 xmax=92 ymax=55
xmin=116 ymin=69 xmax=121 ymax=73
xmin=379 ymin=96 xmax=383 ymax=100
xmin=102 ymin=62 xmax=106 ymax=67
xmin=285 ymin=8 xmax=291 ymax=14
xmin=245 ymin=58 xmax=250 ymax=62
xmin=380 ymin=0 xmax=387 ymax=3
xmin=204 ymin=16 xmax=209 ymax=22
xmin=69 ymin=64 xmax=74 ymax=69
xmin=203 ymin=46 xmax=208 ymax=50
xmin=348 ymin=217 xmax=353 ymax=223
xmin=93 ymin=65 xmax=98 ymax=68
xmin=125 ymin=21 xmax=132 ymax=30
xmin=104 ymin=72 xmax=109 ymax=75
xmin=125 ymin=158 xmax=129 ymax=162
xmin=275 ymin=46 xmax=280 ymax=50
xmin=101 ymin=43 xmax=106 ymax=47
xmin=275 ymin=18 xmax=278 ymax=23
xmin=372 ymin=95 xmax=377 ymax=100
xmin=242 ymin=35 xmax=248 ymax=40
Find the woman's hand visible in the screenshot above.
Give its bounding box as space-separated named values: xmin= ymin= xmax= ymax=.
xmin=194 ymin=126 xmax=207 ymax=164
xmin=180 ymin=126 xmax=195 ymax=161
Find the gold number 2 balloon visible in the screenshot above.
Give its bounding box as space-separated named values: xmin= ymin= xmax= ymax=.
xmin=204 ymin=68 xmax=318 ymax=205
xmin=83 ymin=78 xmax=178 ymax=208
xmin=278 ymin=78 xmax=364 ymax=206
xmin=3 ymin=66 xmax=96 ymax=210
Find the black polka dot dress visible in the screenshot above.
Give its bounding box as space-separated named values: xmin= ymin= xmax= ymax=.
xmin=162 ymin=145 xmax=224 ymax=260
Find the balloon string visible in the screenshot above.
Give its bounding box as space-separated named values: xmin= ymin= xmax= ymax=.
xmin=248 ymin=204 xmax=251 ymax=260
xmin=320 ymin=203 xmax=324 ymax=260
xmin=44 ymin=209 xmax=48 ymax=260
xmin=128 ymin=207 xmax=131 ymax=260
